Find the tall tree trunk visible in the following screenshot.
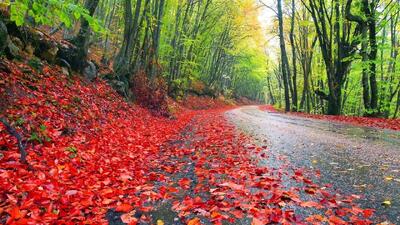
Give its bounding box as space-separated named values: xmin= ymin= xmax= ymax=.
xmin=306 ymin=0 xmax=362 ymax=115
xmin=114 ymin=0 xmax=143 ymax=80
xmin=290 ymin=0 xmax=298 ymax=111
xmin=277 ymin=0 xmax=291 ymax=112
xmin=367 ymin=1 xmax=378 ymax=113
xmin=394 ymin=89 xmax=400 ymax=118
xmin=149 ymin=0 xmax=166 ymax=81
xmin=361 ymin=18 xmax=371 ymax=111
xmin=69 ymin=0 xmax=100 ymax=71
xmin=102 ymin=0 xmax=117 ymax=60
xmin=267 ymin=76 xmax=275 ymax=104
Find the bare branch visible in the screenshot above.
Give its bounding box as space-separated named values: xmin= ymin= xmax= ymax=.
xmin=0 ymin=117 xmax=28 ymax=164
xmin=259 ymin=0 xmax=278 ymax=16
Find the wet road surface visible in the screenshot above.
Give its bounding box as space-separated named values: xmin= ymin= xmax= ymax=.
xmin=226 ymin=106 xmax=400 ymax=224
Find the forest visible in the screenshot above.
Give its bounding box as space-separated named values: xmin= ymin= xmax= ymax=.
xmin=1 ymin=0 xmax=267 ymax=111
xmin=264 ymin=0 xmax=400 ymax=118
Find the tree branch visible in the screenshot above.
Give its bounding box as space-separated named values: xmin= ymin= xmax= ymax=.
xmin=259 ymin=0 xmax=278 ymax=16
xmin=315 ymin=89 xmax=329 ymax=100
xmin=345 ymin=0 xmax=365 ymax=24
xmin=0 ymin=117 xmax=28 ymax=164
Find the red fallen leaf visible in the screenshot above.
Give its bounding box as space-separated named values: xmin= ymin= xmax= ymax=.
xmin=116 ymin=204 xmax=133 ymax=213
xmin=219 ymin=182 xmax=244 ymax=191
xmin=194 ymin=208 xmax=210 ymax=217
xmin=187 ymin=217 xmax=201 ymax=225
xmin=300 ymin=201 xmax=320 ymax=208
xmin=119 ymin=174 xmax=133 ymax=182
xmin=100 ymin=188 xmax=114 ymax=196
xmin=178 ymin=178 xmax=191 ymax=189
xmin=121 ymin=211 xmax=138 ymax=224
xmin=37 ymin=171 xmax=46 ymax=180
xmin=329 ymin=215 xmax=347 ymax=225
xmin=140 ymin=206 xmax=153 ymax=212
xmin=66 ymin=190 xmax=78 ymax=196
xmin=255 ymin=168 xmax=265 ymax=176
xmin=168 ymin=186 xmax=179 ymax=193
xmin=350 ymin=206 xmax=363 ymax=215
xmin=231 ymin=209 xmax=244 ymax=219
xmin=305 ymin=187 xmax=316 ymax=194
xmin=102 ymin=198 xmax=114 ymax=205
xmin=161 ymin=165 xmax=174 ymax=173
xmin=336 ymin=209 xmax=346 ymax=217
xmin=305 ymin=214 xmax=325 ymax=223
xmin=363 ymin=209 xmax=374 ymax=218
xmin=7 ymin=206 xmax=22 ymax=220
xmin=251 ymin=217 xmax=264 ymax=225
xmin=303 ymin=178 xmax=313 ymax=184
xmin=211 ymin=211 xmax=223 ymax=219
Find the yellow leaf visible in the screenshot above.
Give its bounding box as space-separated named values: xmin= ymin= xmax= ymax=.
xmin=382 ymin=200 xmax=391 ymax=206
xmin=157 ymin=220 xmax=164 ymax=225
xmin=384 ymin=176 xmax=393 ymax=181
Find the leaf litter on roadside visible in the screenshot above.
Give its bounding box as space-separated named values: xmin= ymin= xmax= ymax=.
xmin=0 ymin=60 xmax=378 ymax=224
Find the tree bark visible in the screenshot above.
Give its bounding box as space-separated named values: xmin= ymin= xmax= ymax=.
xmin=277 ymin=0 xmax=291 ymax=112
xmin=290 ymin=0 xmax=298 ymax=111
xmin=70 ymin=0 xmax=100 ymax=71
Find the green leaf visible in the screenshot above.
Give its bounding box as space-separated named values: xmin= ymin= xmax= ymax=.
xmin=73 ymin=11 xmax=81 ymax=20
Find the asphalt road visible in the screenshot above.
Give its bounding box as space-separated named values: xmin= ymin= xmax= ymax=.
xmin=226 ymin=106 xmax=400 ymax=224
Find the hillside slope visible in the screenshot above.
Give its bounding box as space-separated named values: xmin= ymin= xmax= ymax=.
xmin=0 ymin=60 xmax=196 ymax=223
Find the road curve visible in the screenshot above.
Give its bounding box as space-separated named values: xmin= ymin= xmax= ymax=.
xmin=226 ymin=106 xmax=400 ymax=224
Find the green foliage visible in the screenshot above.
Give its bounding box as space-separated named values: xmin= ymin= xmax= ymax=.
xmin=160 ymin=0 xmax=267 ymax=101
xmin=28 ymin=58 xmax=43 ymax=72
xmin=8 ymin=0 xmax=103 ymax=33
xmin=28 ymin=124 xmax=51 ymax=143
xmin=65 ymin=146 xmax=78 ymax=158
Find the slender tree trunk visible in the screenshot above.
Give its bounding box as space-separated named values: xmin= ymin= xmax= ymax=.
xmin=367 ymin=1 xmax=378 ymax=113
xmin=290 ymin=0 xmax=298 ymax=111
xmin=361 ymin=21 xmax=371 ymax=111
xmin=69 ymin=0 xmax=100 ymax=71
xmin=149 ymin=0 xmax=165 ymax=80
xmin=114 ymin=0 xmax=144 ymax=80
xmin=267 ymin=76 xmax=275 ymax=104
xmin=277 ymin=0 xmax=291 ymax=112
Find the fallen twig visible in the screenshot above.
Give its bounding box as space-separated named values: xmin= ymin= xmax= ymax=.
xmin=0 ymin=117 xmax=28 ymax=164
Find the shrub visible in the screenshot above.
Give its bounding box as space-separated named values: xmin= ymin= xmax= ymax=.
xmin=132 ymin=70 xmax=169 ymax=116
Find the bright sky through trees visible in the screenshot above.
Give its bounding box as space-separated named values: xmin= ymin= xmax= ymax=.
xmin=257 ymin=0 xmax=279 ymax=60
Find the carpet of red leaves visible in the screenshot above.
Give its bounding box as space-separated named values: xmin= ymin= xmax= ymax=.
xmin=0 ymin=60 xmax=375 ymax=224
xmin=0 ymin=60 xmax=196 ymax=223
xmin=259 ymin=105 xmax=400 ymax=131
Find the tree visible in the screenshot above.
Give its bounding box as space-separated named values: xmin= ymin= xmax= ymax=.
xmin=347 ymin=0 xmax=379 ymax=116
xmin=277 ymin=0 xmax=291 ymax=112
xmin=70 ymin=0 xmax=100 ymax=71
xmin=302 ymin=0 xmax=362 ymax=115
xmin=289 ymin=0 xmax=298 ymax=111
